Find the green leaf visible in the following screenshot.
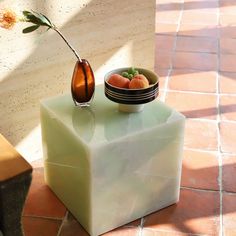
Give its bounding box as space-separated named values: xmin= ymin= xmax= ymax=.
xmin=40 ymin=13 xmax=53 ymax=26
xmin=22 ymin=25 xmax=40 ymax=33
xmin=33 ymin=11 xmax=52 ymax=27
xmin=22 ymin=10 xmax=50 ymax=27
xmin=22 ymin=10 xmax=32 ymax=17
xmin=25 ymin=14 xmax=41 ymax=24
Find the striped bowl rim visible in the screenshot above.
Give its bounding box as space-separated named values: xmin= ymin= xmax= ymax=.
xmin=104 ymin=68 xmax=159 ymax=105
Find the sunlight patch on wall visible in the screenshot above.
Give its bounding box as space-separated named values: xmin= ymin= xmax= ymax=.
xmin=94 ymin=41 xmax=134 ymax=84
xmin=16 ymin=125 xmax=42 ymax=163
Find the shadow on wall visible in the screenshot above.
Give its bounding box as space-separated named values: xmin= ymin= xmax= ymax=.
xmin=0 ymin=0 xmax=154 ymax=146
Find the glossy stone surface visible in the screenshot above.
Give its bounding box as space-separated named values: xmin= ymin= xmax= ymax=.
xmin=40 ymin=85 xmax=185 ymax=236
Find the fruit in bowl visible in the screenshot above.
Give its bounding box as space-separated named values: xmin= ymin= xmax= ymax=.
xmin=129 ymin=74 xmax=149 ymax=89
xmin=107 ymin=67 xmax=151 ymax=90
xmin=107 ymin=74 xmax=130 ymax=89
xmin=104 ymin=67 xmax=159 ymax=113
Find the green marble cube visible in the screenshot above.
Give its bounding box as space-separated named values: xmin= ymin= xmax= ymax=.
xmin=40 ymin=85 xmax=185 ymax=236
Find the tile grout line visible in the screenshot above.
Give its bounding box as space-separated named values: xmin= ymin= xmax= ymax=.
xmin=184 ymin=147 xmax=219 ymax=154
xmin=222 ymin=190 xmax=236 ymax=195
xmin=161 ymin=0 xmax=184 ymax=102
xmin=160 ymin=68 xmax=172 ymax=102
xmin=181 ymin=187 xmax=236 ymax=196
xmin=185 ymin=117 xmax=236 ymax=125
xmin=156 ymin=32 xmax=217 ymax=40
xmin=143 ymin=227 xmax=204 ymax=236
xmin=56 ymin=211 xmax=68 ymax=236
xmin=181 ymin=186 xmax=219 ymax=193
xmin=160 ymin=88 xmax=236 ymax=96
xmin=138 ymin=217 xmax=145 ymax=236
xmin=216 ymin=1 xmax=223 ymax=236
xmin=183 ymin=117 xmax=218 ymax=123
xmin=23 ymin=214 xmax=65 ymax=221
xmin=184 ymin=146 xmax=236 ymax=156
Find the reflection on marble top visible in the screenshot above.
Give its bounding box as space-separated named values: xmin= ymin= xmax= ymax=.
xmin=41 ymin=85 xmax=184 ymax=145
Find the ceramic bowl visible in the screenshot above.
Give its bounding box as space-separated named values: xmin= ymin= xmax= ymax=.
xmin=104 ymin=67 xmax=159 ymax=112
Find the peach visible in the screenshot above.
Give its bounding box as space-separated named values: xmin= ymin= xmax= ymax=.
xmin=107 ymin=74 xmax=130 ymax=89
xmin=129 ymin=74 xmax=149 ymax=89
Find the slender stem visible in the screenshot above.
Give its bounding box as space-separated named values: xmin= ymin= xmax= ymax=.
xmin=53 ymin=27 xmax=82 ymax=62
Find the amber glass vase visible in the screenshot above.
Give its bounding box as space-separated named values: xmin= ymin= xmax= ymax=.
xmin=71 ymin=59 xmax=95 ymax=107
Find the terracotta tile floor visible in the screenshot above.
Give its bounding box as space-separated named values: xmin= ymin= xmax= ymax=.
xmin=22 ymin=1 xmax=236 ymax=235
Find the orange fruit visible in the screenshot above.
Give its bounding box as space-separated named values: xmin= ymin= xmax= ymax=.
xmin=129 ymin=74 xmax=149 ymax=89
xmin=107 ymin=74 xmax=130 ymax=88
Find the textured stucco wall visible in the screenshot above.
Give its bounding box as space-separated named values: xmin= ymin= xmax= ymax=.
xmin=0 ymin=0 xmax=155 ymax=162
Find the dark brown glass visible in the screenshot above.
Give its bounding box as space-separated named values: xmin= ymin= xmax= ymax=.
xmin=71 ymin=59 xmax=95 ymax=106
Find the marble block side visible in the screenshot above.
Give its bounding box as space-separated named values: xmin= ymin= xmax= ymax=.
xmin=40 ymin=86 xmax=185 ymax=236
